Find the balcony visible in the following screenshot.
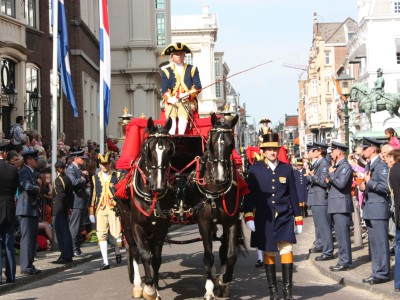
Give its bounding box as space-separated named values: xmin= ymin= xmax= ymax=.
xmin=0 ymin=15 xmax=26 ymax=48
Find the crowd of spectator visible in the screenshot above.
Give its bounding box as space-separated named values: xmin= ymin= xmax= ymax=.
xmin=0 ymin=116 xmax=121 ymax=283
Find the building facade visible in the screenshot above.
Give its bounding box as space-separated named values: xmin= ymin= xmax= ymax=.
xmin=348 ymin=0 xmax=400 ymax=134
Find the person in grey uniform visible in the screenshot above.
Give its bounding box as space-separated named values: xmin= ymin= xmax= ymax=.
xmin=66 ymin=150 xmax=89 ymax=257
xmin=360 ymin=137 xmax=390 ymax=284
xmin=305 ymin=144 xmax=318 ymax=249
xmin=307 ymin=142 xmax=333 ymax=259
xmin=325 ymin=141 xmax=354 ymax=271
xmin=17 ymin=150 xmax=42 ymax=275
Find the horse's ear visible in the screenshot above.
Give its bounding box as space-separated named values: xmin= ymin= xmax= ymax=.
xmin=211 ymin=113 xmax=217 ymax=127
xmin=147 ymin=117 xmax=154 ymax=133
xmin=164 ymin=117 xmax=173 ymax=133
xmin=230 ymin=115 xmax=239 ymax=128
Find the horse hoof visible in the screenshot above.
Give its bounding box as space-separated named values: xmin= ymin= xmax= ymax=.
xmin=142 ymin=291 xmax=157 ymax=300
xmin=203 ymin=296 xmax=216 ymax=300
xmin=217 ymin=286 xmax=230 ymax=298
xmin=132 ymin=286 xmax=143 ymax=298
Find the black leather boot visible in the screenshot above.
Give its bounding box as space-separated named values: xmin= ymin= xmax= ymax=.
xmin=282 ymin=263 xmax=294 ymax=300
xmin=265 ymin=264 xmax=279 ymax=300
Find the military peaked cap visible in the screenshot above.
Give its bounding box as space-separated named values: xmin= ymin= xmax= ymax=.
xmin=306 ymin=144 xmax=315 ymax=152
xmin=313 ymin=141 xmax=329 ymax=150
xmin=362 ymin=137 xmax=383 ymax=149
xmin=69 ymin=150 xmax=87 ymax=159
xmin=331 ymin=141 xmax=348 ymax=152
xmin=22 ymin=149 xmax=39 ymax=159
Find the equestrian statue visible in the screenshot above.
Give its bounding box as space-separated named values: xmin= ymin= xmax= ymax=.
xmin=349 ymin=68 xmax=400 ymax=127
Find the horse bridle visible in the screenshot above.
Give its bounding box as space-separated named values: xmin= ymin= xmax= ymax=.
xmin=207 ymin=128 xmax=234 ymax=165
xmin=143 ymin=132 xmax=174 ymax=171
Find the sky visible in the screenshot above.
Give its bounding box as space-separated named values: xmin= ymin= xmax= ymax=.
xmin=171 ymin=0 xmax=359 ymax=128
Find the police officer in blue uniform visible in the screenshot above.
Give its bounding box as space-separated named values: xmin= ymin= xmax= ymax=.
xmin=52 ymin=160 xmax=74 ymax=264
xmin=0 ymin=142 xmax=18 ymax=283
xmin=360 ymin=137 xmax=390 ymax=284
xmin=17 ymin=150 xmax=42 ymax=275
xmin=293 ymin=159 xmax=308 ymax=217
xmin=305 ymin=144 xmax=316 ymax=220
xmin=326 ymin=141 xmax=354 ymax=271
xmin=244 ymin=133 xmax=302 ymax=300
xmin=307 ymin=142 xmax=334 ymax=260
xmin=66 ymin=150 xmax=89 ymax=257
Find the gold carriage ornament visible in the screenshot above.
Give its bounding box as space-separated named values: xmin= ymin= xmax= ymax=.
xmin=220 ymin=102 xmax=237 ymax=122
xmin=117 ymin=107 xmax=134 ymax=140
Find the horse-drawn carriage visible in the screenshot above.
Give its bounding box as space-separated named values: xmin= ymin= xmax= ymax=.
xmin=113 ymin=112 xmax=248 ymax=300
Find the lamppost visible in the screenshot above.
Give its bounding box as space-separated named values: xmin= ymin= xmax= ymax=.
xmin=30 ymin=88 xmax=41 ymax=130
xmin=336 ymin=74 xmax=354 ymax=153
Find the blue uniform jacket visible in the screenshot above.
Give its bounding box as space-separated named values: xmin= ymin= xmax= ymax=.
xmin=161 ymin=63 xmax=202 ymax=99
xmin=327 ymin=158 xmax=354 ymax=214
xmin=16 ymin=165 xmax=40 ymax=217
xmin=244 ymin=160 xmax=301 ymax=252
xmin=307 ymin=158 xmax=330 ymax=206
xmin=66 ymin=163 xmax=88 ymax=209
xmin=363 ymin=157 xmax=390 ymax=220
xmin=294 ymin=168 xmax=307 ymax=203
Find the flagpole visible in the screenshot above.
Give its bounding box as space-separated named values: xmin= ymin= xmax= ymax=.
xmin=51 ymin=0 xmax=58 ymax=182
xmin=99 ymin=0 xmax=105 ymax=154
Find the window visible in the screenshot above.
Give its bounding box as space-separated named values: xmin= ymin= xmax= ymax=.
xmin=184 ymin=53 xmax=193 ymax=65
xmin=325 ymin=52 xmax=330 ymax=65
xmin=155 ymin=0 xmax=165 ymax=9
xmin=397 ymin=53 xmax=400 ymax=64
xmin=311 ymin=80 xmax=317 ymax=97
xmin=156 ymin=13 xmax=166 ymax=46
xmin=25 ymin=65 xmax=40 ymax=131
xmin=313 ymin=104 xmax=318 ymax=123
xmin=1 ymin=0 xmax=15 ymax=17
xmin=327 ymin=103 xmax=332 ymax=121
xmin=1 ymin=59 xmax=16 ymax=92
xmin=395 ymin=2 xmax=400 ymax=13
xmin=26 ymin=0 xmax=37 ymax=28
xmin=215 ymin=82 xmax=221 ymax=98
xmin=215 ymin=57 xmax=221 ymax=77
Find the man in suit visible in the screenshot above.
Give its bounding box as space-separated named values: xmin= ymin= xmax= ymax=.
xmin=17 ymin=149 xmax=42 ymax=275
xmin=325 ymin=141 xmax=354 ymax=271
xmin=244 ymin=133 xmax=302 ymax=300
xmin=89 ymin=152 xmax=122 ymax=270
xmin=52 ymin=160 xmax=74 ymax=264
xmin=161 ymin=42 xmax=202 ymax=135
xmin=66 ymin=150 xmax=89 ymax=257
xmin=307 ymin=142 xmax=333 ymax=260
xmin=0 ymin=142 xmax=19 ymax=283
xmin=360 ymin=137 xmax=390 ymax=284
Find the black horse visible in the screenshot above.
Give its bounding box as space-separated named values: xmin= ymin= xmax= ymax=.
xmin=115 ymin=117 xmax=175 ymax=300
xmin=187 ymin=113 xmax=247 ymax=300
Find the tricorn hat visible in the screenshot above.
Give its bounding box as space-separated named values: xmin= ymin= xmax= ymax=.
xmin=161 ymin=42 xmax=192 ymax=57
xmin=259 ymin=133 xmax=280 ymax=148
xmin=98 ymin=152 xmax=111 ymax=164
xmin=259 ymin=118 xmax=271 ymax=124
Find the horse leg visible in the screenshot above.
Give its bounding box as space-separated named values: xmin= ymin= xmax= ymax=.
xmin=383 ymin=109 xmax=395 ymax=126
xmin=199 ymin=216 xmax=216 ymax=300
xmin=216 ymin=224 xmax=238 ymax=298
xmin=124 ymin=231 xmax=144 ymax=298
xmin=133 ymin=225 xmax=157 ymax=300
xmin=151 ymin=223 xmax=169 ymax=300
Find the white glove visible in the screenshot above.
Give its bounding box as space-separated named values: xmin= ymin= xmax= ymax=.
xmin=179 ymin=92 xmax=189 ymax=100
xmin=295 ymin=225 xmax=303 ymax=235
xmin=167 ymin=97 xmax=178 ymax=105
xmin=89 ymin=215 xmax=96 ymax=223
xmin=245 ymin=220 xmax=255 ymax=232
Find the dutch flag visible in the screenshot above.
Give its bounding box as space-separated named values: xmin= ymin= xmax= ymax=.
xmin=57 ymin=0 xmax=78 ymax=117
xmin=99 ymin=0 xmax=111 ymax=126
